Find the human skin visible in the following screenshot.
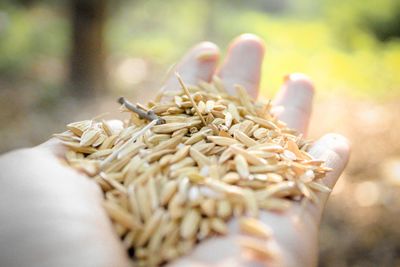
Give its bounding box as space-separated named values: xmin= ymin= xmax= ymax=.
xmin=0 ymin=34 xmax=350 ymax=267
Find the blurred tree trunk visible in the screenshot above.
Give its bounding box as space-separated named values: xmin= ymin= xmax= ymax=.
xmin=69 ymin=0 xmax=107 ymax=97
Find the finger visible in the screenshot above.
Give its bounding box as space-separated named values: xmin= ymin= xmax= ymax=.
xmin=306 ymin=133 xmax=351 ymax=218
xmin=163 ymin=42 xmax=220 ymax=92
xmin=217 ymin=34 xmax=265 ymax=98
xmin=272 ymin=74 xmax=314 ymax=136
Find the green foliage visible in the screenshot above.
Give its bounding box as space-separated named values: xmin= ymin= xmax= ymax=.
xmin=0 ymin=4 xmax=68 ymax=80
xmin=321 ymin=0 xmax=400 ymax=42
xmin=106 ymin=0 xmax=400 ymax=99
xmin=0 ymin=0 xmax=399 ymax=99
xmin=107 ymin=0 xmax=211 ymax=64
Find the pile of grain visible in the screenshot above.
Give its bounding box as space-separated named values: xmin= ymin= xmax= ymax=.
xmin=55 ymin=75 xmax=331 ymax=266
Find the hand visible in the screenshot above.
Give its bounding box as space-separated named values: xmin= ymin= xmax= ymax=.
xmin=0 ymin=34 xmax=350 ymax=267
xmin=0 ymin=137 xmax=131 ymax=267
xmin=162 ymin=34 xmax=351 ymax=267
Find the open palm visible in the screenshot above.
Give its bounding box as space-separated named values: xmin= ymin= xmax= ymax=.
xmin=164 ymin=34 xmax=350 ymax=267
xmin=0 ymin=34 xmax=350 ymax=267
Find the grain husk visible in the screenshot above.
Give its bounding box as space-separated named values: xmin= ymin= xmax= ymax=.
xmin=56 ymin=76 xmax=330 ymax=266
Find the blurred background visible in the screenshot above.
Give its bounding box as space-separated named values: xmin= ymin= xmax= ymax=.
xmin=0 ymin=0 xmax=399 ymax=266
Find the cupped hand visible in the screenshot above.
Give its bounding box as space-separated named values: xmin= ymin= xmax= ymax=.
xmin=165 ymin=34 xmax=350 ymax=267
xmin=0 ymin=34 xmax=350 ymax=267
xmin=0 ymin=137 xmax=131 ymax=267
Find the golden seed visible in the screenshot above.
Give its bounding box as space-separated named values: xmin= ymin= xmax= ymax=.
xmin=56 ymin=75 xmax=328 ymax=266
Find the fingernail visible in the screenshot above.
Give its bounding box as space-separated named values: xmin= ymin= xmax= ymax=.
xmin=283 ymin=73 xmax=291 ymax=83
xmin=196 ymin=50 xmax=219 ymax=62
xmin=195 ymin=42 xmax=219 ymax=62
xmin=284 ymin=73 xmax=314 ymax=88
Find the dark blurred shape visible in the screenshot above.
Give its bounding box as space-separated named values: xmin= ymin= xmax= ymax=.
xmin=363 ymin=7 xmax=400 ymax=41
xmin=69 ymin=0 xmax=107 ymax=97
xmin=252 ymin=0 xmax=288 ymax=13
